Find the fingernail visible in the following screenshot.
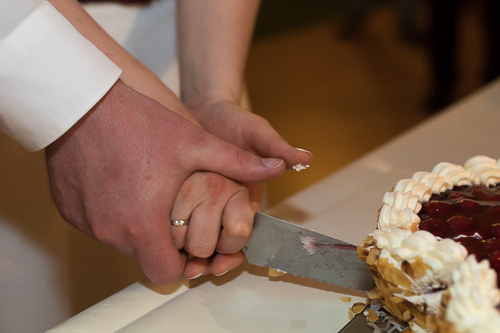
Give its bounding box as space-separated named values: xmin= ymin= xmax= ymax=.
xmin=187 ymin=272 xmax=203 ymax=280
xmin=214 ymin=270 xmax=229 ymax=277
xmin=296 ymin=148 xmax=313 ymax=157
xmin=262 ymin=158 xmax=284 ymax=168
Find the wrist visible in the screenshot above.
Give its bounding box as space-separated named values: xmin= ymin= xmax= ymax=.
xmin=181 ymin=78 xmax=242 ymax=112
xmin=183 ymin=94 xmax=239 ymax=119
xmin=47 ymin=80 xmax=120 ymax=155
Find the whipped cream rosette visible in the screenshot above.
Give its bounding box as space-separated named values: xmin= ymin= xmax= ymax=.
xmin=359 ymin=156 xmax=500 ymax=333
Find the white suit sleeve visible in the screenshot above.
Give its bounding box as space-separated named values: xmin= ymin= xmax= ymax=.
xmin=0 ymin=1 xmax=122 ymax=151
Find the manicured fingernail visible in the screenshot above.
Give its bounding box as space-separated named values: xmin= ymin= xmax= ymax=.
xmin=187 ymin=272 xmax=203 ymax=280
xmin=262 ymin=158 xmax=284 ymax=168
xmin=214 ymin=270 xmax=229 ymax=277
xmin=296 ymin=148 xmax=313 ymax=157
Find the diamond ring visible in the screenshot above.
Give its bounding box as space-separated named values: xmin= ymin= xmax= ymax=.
xmin=170 ymin=219 xmax=190 ymax=226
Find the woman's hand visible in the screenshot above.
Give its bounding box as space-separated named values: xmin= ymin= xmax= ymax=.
xmin=170 ymin=171 xmax=255 ymax=278
xmin=190 ymin=100 xmax=313 ymax=171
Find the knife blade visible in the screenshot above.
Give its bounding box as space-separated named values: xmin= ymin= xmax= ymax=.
xmin=337 ymin=304 xmax=409 ymax=333
xmin=337 ymin=305 xmax=373 ymax=333
xmin=243 ymin=212 xmax=375 ymax=292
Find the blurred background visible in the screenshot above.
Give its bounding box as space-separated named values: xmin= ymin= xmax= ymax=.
xmin=247 ymin=0 xmax=494 ymax=207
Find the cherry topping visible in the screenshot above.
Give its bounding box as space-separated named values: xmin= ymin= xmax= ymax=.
xmin=491 ymin=225 xmax=500 ymax=238
xmin=457 ymin=199 xmax=484 ymax=215
xmin=469 ymin=249 xmax=488 ymax=262
xmin=418 ymin=184 xmax=500 ymax=273
xmin=489 ymin=251 xmax=500 ymax=271
xmin=419 ymin=218 xmax=447 ymax=238
xmin=487 ymin=194 xmax=500 ymax=202
xmin=466 ymin=185 xmax=489 ymax=200
xmin=484 ymin=206 xmax=500 ymax=222
xmin=456 ymin=237 xmax=486 ymax=261
xmin=455 ymin=230 xmax=480 ymax=238
xmin=420 ymin=201 xmax=456 ymax=218
xmin=477 ymin=228 xmax=493 ymax=239
xmin=456 ymin=236 xmax=483 ymax=248
xmin=447 ymin=191 xmax=469 ymax=200
xmin=448 ymin=216 xmax=473 ymax=233
xmin=484 ymin=239 xmax=500 ymax=253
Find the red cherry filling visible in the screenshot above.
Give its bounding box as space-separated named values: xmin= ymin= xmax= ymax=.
xmin=419 ymin=218 xmax=447 ymax=238
xmin=447 ymin=191 xmax=469 ymax=200
xmin=484 ymin=206 xmax=500 ymax=222
xmin=487 ymin=194 xmax=500 ymax=202
xmin=491 ymin=225 xmax=500 ymax=238
xmin=490 ymin=251 xmax=500 ymax=271
xmin=420 ymin=201 xmax=456 ymax=217
xmin=465 ymin=185 xmax=489 ymax=200
xmin=484 ymin=238 xmax=500 ymax=253
xmin=457 ymin=199 xmax=483 ymax=214
xmin=418 ymin=183 xmax=500 ymax=285
xmin=448 ymin=216 xmax=473 ymax=233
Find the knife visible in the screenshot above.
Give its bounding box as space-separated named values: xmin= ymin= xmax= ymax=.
xmin=243 ymin=212 xmax=375 ymax=292
xmin=337 ymin=304 xmax=408 ymax=333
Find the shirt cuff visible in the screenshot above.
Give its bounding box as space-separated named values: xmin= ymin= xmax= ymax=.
xmin=0 ymin=1 xmax=122 ymax=151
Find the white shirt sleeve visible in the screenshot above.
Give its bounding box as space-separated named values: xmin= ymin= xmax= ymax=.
xmin=0 ymin=1 xmax=122 ymax=151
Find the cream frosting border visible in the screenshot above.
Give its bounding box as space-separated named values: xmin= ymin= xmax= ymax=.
xmin=371 ymin=155 xmax=500 ymax=332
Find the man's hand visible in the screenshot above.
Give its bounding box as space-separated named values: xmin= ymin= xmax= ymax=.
xmin=189 ymin=100 xmax=313 ymax=171
xmin=170 ymin=171 xmax=254 ymax=278
xmin=45 ymin=80 xmax=285 ymax=285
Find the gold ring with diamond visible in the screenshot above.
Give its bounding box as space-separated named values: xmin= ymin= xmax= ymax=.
xmin=170 ymin=219 xmax=190 ymax=226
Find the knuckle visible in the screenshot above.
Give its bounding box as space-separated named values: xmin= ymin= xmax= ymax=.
xmin=92 ymin=217 xmax=144 ymax=248
xmin=122 ymin=221 xmax=147 ymax=244
xmin=236 ymin=147 xmax=252 ymax=167
xmin=202 ymin=173 xmax=227 ymax=201
xmin=255 ymin=115 xmax=271 ymax=127
xmin=90 ymin=220 xmax=115 ymax=245
xmin=51 ymin=194 xmax=89 ymax=233
xmin=226 ymin=218 xmax=253 ymax=239
xmin=178 ymin=173 xmax=199 ymax=199
xmin=59 ymin=208 xmax=85 ymax=232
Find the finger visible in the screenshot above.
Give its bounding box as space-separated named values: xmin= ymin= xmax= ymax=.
xmin=134 ymin=219 xmax=184 ymax=286
xmin=170 ymin=225 xmax=188 ymax=250
xmin=184 ymin=252 xmax=246 ymax=278
xmin=170 ymin=173 xmax=205 ymax=250
xmin=245 ymin=182 xmax=264 ymax=212
xmin=277 ymin=146 xmax=312 ymax=171
xmin=184 ymin=257 xmax=212 ymax=279
xmin=188 ymin=133 xmax=286 ymax=183
xmin=184 ymin=197 xmax=225 ymax=259
xmin=217 ymin=189 xmax=254 ymax=254
xmin=210 ymin=252 xmax=246 ymax=276
xmin=250 ymin=122 xmax=313 ymax=170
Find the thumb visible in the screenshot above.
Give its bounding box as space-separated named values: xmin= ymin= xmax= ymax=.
xmin=247 ymin=123 xmax=313 ymax=171
xmin=192 ymin=134 xmax=286 ymax=183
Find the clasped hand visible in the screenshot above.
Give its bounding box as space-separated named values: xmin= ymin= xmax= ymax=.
xmin=46 ymin=81 xmax=311 ymax=284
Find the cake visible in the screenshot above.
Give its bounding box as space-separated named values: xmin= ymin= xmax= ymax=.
xmin=358 ymin=155 xmax=500 ymax=333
